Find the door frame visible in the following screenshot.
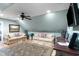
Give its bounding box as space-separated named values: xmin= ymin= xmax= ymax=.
xmin=0 ymin=21 xmax=3 ymax=42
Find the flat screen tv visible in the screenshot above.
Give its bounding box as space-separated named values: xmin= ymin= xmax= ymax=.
xmin=67 ymin=3 xmax=79 ymax=26
xmin=67 ymin=4 xmax=75 ymax=26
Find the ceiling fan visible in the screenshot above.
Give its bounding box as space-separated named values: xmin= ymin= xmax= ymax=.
xmin=20 ymin=12 xmax=32 ymax=20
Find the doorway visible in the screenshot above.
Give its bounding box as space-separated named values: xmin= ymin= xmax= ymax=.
xmin=0 ymin=22 xmax=3 ymax=42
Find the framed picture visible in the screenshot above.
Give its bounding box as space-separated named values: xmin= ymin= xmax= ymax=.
xmin=9 ymin=24 xmax=20 ymax=32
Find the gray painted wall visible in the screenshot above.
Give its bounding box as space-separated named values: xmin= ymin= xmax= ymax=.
xmin=17 ymin=10 xmax=68 ymax=32
xmin=0 ymin=19 xmax=18 ymax=37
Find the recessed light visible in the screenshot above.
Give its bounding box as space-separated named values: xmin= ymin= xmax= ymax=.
xmin=0 ymin=13 xmax=4 ymax=17
xmin=46 ymin=10 xmax=51 ymax=13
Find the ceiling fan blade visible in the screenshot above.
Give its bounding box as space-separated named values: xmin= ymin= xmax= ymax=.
xmin=28 ymin=18 xmax=32 ymax=20
xmin=26 ymin=16 xmax=31 ymax=17
xmin=25 ymin=17 xmax=32 ymax=20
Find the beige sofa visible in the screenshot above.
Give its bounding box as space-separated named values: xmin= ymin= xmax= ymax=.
xmin=4 ymin=32 xmax=26 ymax=45
xmin=29 ymin=32 xmax=54 ymax=42
xmin=28 ymin=32 xmax=61 ymax=42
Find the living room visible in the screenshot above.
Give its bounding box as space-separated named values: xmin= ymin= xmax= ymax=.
xmin=0 ymin=3 xmax=79 ymax=56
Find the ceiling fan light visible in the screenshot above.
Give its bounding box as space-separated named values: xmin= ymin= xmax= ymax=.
xmin=22 ymin=17 xmax=24 ymax=20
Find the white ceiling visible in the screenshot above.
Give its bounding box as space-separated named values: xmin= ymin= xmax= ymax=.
xmin=0 ymin=3 xmax=13 ymax=11
xmin=0 ymin=3 xmax=70 ymax=20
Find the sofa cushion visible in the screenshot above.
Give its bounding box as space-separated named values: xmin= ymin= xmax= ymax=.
xmin=8 ymin=32 xmax=25 ymax=38
xmin=8 ymin=33 xmax=15 ymax=38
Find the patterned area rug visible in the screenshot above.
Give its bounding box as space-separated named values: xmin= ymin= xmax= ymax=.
xmin=0 ymin=42 xmax=53 ymax=56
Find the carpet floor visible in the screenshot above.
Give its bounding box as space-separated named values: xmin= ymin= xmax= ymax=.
xmin=0 ymin=42 xmax=53 ymax=56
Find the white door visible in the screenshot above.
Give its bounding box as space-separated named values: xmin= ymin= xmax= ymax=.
xmin=0 ymin=22 xmax=3 ymax=42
